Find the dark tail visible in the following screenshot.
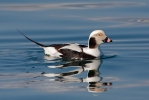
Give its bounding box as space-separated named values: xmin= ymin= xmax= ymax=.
xmin=17 ymin=29 xmax=47 ymax=47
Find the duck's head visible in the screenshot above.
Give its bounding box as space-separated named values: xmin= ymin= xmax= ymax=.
xmin=88 ymin=30 xmax=112 ymax=49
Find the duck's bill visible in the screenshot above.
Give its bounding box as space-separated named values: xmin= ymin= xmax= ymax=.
xmin=103 ymin=37 xmax=113 ymax=43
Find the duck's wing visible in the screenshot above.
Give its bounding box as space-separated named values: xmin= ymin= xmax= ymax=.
xmin=57 ymin=43 xmax=82 ymax=59
xmin=57 ymin=44 xmax=96 ymax=60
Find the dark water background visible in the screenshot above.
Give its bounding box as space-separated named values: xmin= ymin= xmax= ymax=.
xmin=0 ymin=0 xmax=149 ymax=100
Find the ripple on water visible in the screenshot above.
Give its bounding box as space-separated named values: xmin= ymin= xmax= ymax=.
xmin=102 ymin=52 xmax=117 ymax=59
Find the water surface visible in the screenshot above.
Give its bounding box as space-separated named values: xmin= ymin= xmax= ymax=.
xmin=0 ymin=0 xmax=149 ymax=100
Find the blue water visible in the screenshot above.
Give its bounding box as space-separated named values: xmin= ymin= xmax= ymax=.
xmin=0 ymin=0 xmax=149 ymax=100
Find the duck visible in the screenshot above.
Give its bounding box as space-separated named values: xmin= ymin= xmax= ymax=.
xmin=18 ymin=30 xmax=112 ymax=60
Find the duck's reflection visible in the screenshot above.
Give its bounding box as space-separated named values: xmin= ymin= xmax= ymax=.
xmin=44 ymin=59 xmax=112 ymax=93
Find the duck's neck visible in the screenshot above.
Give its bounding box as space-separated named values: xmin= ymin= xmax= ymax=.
xmin=84 ymin=46 xmax=102 ymax=57
xmin=87 ymin=37 xmax=103 ymax=57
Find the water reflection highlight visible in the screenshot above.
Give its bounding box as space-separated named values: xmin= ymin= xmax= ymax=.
xmin=44 ymin=59 xmax=112 ymax=93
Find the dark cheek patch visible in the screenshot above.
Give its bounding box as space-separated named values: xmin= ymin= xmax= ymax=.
xmin=89 ymin=37 xmax=97 ymax=48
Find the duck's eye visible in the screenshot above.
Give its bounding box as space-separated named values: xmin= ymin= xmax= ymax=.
xmin=98 ymin=33 xmax=102 ymax=36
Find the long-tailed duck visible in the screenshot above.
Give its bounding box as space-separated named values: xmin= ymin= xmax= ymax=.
xmin=18 ymin=30 xmax=112 ymax=60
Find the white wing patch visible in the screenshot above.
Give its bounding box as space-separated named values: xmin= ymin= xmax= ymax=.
xmin=59 ymin=43 xmax=82 ymax=52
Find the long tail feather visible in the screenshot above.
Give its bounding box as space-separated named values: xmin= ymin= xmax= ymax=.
xmin=17 ymin=29 xmax=47 ymax=47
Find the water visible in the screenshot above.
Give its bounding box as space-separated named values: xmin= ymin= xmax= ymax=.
xmin=0 ymin=0 xmax=149 ymax=100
